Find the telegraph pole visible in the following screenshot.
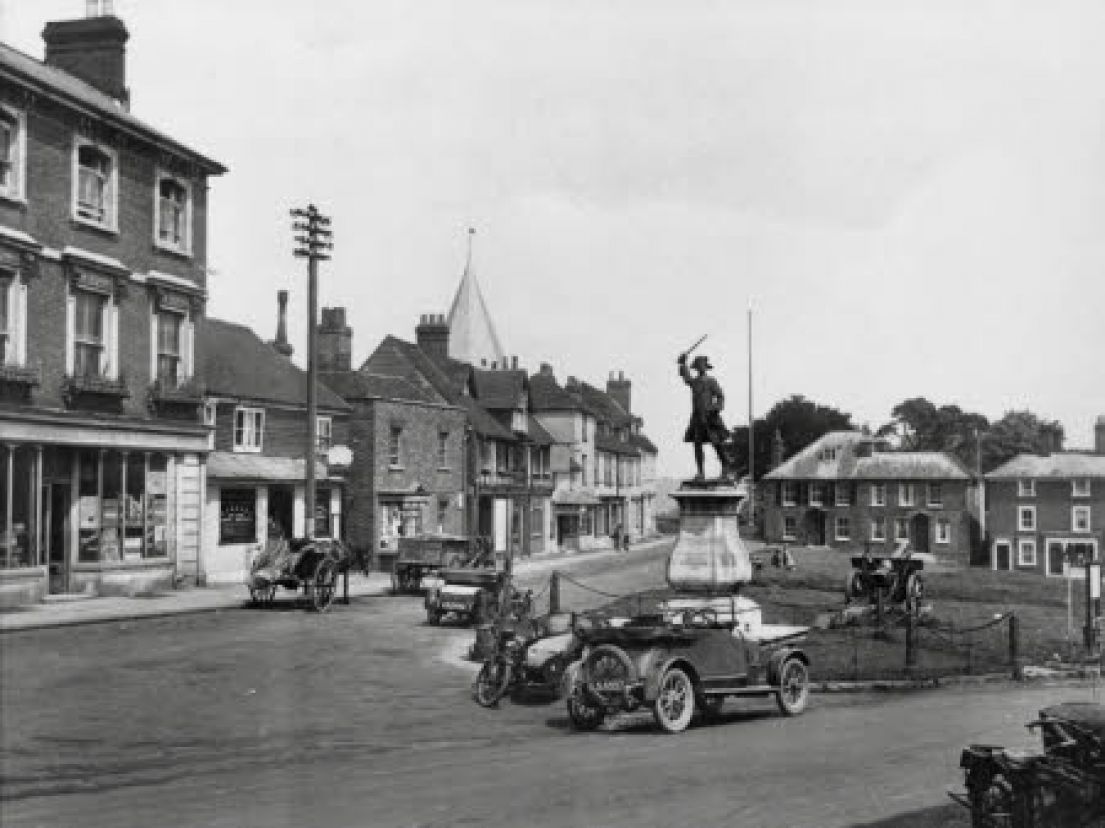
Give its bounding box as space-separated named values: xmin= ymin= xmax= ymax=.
xmin=292 ymin=204 xmax=333 ymax=540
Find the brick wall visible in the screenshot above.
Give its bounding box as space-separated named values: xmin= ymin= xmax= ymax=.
xmin=211 ymin=403 xmax=350 ymax=458
xmin=342 ymin=397 xmax=467 ymax=563
xmin=987 ymin=479 xmax=1105 ymax=575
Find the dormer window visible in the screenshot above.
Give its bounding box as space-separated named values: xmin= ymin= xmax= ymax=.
xmin=73 ymin=141 xmax=118 ymax=230
xmin=0 ymin=106 xmax=26 ymax=202
xmin=156 ymin=173 xmax=192 ymax=255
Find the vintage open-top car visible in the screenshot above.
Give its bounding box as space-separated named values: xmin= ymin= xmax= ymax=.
xmin=563 ymin=595 xmax=810 ymax=733
xmin=951 ymin=701 xmax=1104 ymax=827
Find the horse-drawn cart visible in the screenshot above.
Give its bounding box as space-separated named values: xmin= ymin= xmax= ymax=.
xmin=391 ymin=534 xmax=478 ymax=594
xmin=247 ymin=537 xmax=349 ymax=612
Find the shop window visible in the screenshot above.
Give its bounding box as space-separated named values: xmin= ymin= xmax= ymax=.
xmin=0 ymin=445 xmax=34 ymax=569
xmin=146 ymin=455 xmax=169 ymax=557
xmin=220 ymin=489 xmax=257 ymax=545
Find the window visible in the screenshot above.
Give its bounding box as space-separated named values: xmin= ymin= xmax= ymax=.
xmin=74 ymin=142 xmax=117 ymax=229
xmin=782 ymin=515 xmax=797 ymax=541
xmin=316 ymin=416 xmax=333 ymax=452
xmin=233 ymin=407 xmax=264 ymax=453
xmin=809 ymin=483 xmax=824 ymax=507
xmin=0 ymin=276 xmax=9 ymax=365
xmin=0 ymin=106 xmax=26 ymax=201
xmin=835 ymin=484 xmax=850 ymax=507
xmin=782 ymin=482 xmax=797 ymax=507
xmin=73 ymin=289 xmax=107 ymax=377
xmin=155 ymin=310 xmax=183 ymax=386
xmin=936 ymin=518 xmax=951 ymax=545
xmin=531 ymin=503 xmax=543 ymax=538
xmin=437 ymin=497 xmax=449 ymax=533
xmin=895 ymin=518 xmax=909 ymax=541
xmin=388 ymin=425 xmax=402 ymax=467
xmin=835 ymin=516 xmax=851 ymax=541
xmin=927 ymin=483 xmax=943 ymax=507
xmin=436 ymin=431 xmax=448 ymax=469
xmin=1017 ymin=538 xmax=1036 ymax=567
xmin=1018 ymin=479 xmax=1036 ymax=497
xmin=156 ymin=174 xmax=191 ymax=253
xmin=219 ymin=488 xmax=257 ymax=545
xmin=870 ymin=517 xmax=886 ymax=542
xmin=1073 ymin=479 xmax=1092 ymax=498
xmin=203 ymin=401 xmax=216 ymax=426
xmin=899 ymin=483 xmax=915 ymax=507
xmin=1073 ymin=505 xmax=1092 ymax=533
xmin=870 ymin=483 xmax=886 ymax=507
xmin=819 ymin=447 xmax=839 ymax=462
xmin=1018 ymin=505 xmax=1036 ymax=532
xmin=1047 ymin=542 xmax=1065 ymax=577
xmin=315 ymin=487 xmax=332 ymax=537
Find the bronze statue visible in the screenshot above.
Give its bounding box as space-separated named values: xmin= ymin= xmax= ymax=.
xmin=678 ymin=349 xmax=731 ymax=481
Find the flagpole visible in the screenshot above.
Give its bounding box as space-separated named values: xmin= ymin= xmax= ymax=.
xmin=747 ymin=301 xmax=754 ymax=524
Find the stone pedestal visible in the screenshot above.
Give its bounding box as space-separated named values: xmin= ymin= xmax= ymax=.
xmin=667 ymin=481 xmax=753 ymax=593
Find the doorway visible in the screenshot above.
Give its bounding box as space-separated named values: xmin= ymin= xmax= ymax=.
xmin=909 ymin=513 xmax=931 ymax=553
xmin=993 ymin=540 xmax=1011 ymax=571
xmin=44 ymin=483 xmax=71 ymax=594
xmin=268 ymin=485 xmax=294 ymax=540
xmin=804 ymin=509 xmax=827 ymax=546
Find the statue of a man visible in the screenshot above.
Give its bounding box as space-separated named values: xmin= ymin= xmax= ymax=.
xmin=678 ymin=352 xmax=730 ymax=481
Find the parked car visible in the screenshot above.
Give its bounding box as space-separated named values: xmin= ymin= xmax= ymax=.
xmin=563 ymin=595 xmax=810 ymax=733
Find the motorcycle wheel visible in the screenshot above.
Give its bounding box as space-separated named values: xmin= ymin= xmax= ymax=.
xmin=475 ymin=658 xmax=512 ymax=707
xmin=567 ymin=690 xmax=605 ymax=731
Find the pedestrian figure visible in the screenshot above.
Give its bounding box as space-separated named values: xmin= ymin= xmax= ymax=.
xmin=678 ymin=351 xmax=731 ymax=481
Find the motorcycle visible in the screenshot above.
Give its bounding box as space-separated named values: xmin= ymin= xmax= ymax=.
xmin=474 ymin=615 xmax=584 ymax=708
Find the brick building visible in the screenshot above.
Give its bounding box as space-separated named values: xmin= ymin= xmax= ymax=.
xmin=0 ymin=8 xmax=225 ymax=604
xmin=984 ymin=418 xmax=1105 ymax=578
xmin=762 ymin=431 xmax=975 ymax=564
xmin=194 ymin=303 xmax=350 ymax=584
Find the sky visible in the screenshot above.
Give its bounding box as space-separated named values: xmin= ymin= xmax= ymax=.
xmin=3 ymin=0 xmax=1104 ymax=476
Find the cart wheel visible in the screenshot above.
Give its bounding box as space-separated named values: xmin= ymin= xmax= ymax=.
xmin=474 ymin=658 xmax=512 ymax=707
xmin=311 ymin=559 xmax=338 ymax=613
xmin=566 ymin=690 xmax=605 ymax=731
xmin=775 ymin=658 xmax=809 ymax=716
xmin=653 ymin=667 xmax=695 ymax=734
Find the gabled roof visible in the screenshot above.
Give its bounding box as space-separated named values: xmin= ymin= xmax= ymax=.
xmin=0 ymin=42 xmax=225 ymax=174
xmin=321 ymin=371 xmax=439 ymax=405
xmin=529 ymin=371 xmax=580 ymax=411
xmin=629 ymin=432 xmax=658 ymax=454
xmin=580 ymin=382 xmax=631 ymax=426
xmin=381 ymin=337 xmax=469 ymax=403
xmin=471 ymin=369 xmax=526 ymax=410
xmin=446 ymin=260 xmax=505 ymax=366
xmin=527 ymin=416 xmax=555 ymax=446
xmin=350 ymin=337 xmax=452 ymax=405
xmin=196 ymin=317 xmax=348 ymax=411
xmin=457 ymin=396 xmax=515 ymax=441
xmin=764 ymin=431 xmax=969 ymax=481
xmin=986 ymin=453 xmax=1105 ymax=480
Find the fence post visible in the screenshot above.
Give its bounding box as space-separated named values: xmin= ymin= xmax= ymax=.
xmin=1008 ymin=613 xmax=1022 ymax=680
xmin=549 ymin=571 xmax=560 ymax=615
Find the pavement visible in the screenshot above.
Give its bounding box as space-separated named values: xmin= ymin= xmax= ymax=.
xmin=0 ymin=537 xmax=673 ymax=633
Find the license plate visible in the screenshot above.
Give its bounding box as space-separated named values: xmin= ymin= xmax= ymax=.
xmin=442 ymin=601 xmax=469 ymax=611
xmin=593 ymin=680 xmax=625 ymax=694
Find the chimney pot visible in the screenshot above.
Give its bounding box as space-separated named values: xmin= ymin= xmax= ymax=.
xmin=512 ymin=356 xmax=518 ymax=370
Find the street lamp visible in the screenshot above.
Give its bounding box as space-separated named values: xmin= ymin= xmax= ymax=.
xmin=291 ymin=204 xmax=333 ymax=540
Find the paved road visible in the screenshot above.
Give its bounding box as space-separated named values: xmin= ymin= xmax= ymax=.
xmin=2 ymin=544 xmax=1100 ymax=828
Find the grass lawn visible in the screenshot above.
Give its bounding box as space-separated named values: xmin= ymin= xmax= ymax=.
xmin=598 ymin=544 xmax=1099 ymax=682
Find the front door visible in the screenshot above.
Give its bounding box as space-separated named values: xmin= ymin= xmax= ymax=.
xmin=993 ymin=541 xmax=1011 ymax=571
xmin=909 ymin=514 xmax=931 ymax=553
xmin=45 ymin=483 xmax=70 ymax=594
xmin=805 ymin=510 xmax=827 ymax=546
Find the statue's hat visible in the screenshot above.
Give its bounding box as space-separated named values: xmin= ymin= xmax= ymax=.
xmin=691 ymin=354 xmax=713 ymax=370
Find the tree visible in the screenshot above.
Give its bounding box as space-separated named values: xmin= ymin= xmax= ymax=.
xmin=981 ymin=410 xmax=1065 ymax=472
xmin=878 ymin=398 xmax=989 ymax=469
xmin=727 ymin=394 xmax=855 ymax=481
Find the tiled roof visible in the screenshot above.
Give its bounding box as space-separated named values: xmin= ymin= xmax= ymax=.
xmin=529 ymin=371 xmax=580 ymax=411
xmin=321 ymin=371 xmax=440 ymax=405
xmin=196 ymin=318 xmax=348 ymax=411
xmin=457 ymin=396 xmax=515 ymax=441
xmin=595 ymin=432 xmax=639 ymax=456
xmin=0 ymin=42 xmax=225 ymax=174
xmin=580 ymin=382 xmax=631 ymax=425
xmin=764 ymin=431 xmax=969 ymax=481
xmin=472 ymin=369 xmax=526 ymax=410
xmin=527 ymin=416 xmax=555 ymax=446
xmin=629 ymin=432 xmax=658 ymax=454
xmin=986 ymin=453 xmax=1105 ymax=480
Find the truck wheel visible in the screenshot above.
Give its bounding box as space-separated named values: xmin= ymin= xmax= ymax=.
xmin=775 ymin=658 xmax=809 ymax=716
xmin=653 ymin=667 xmax=695 ymax=733
xmin=567 ymin=691 xmax=605 ymax=731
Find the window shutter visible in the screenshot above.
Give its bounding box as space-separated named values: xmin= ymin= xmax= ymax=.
xmin=107 ymin=300 xmax=119 ymax=379
xmin=65 ymin=294 xmax=75 ymax=376
xmin=16 ymin=282 xmax=27 ymax=365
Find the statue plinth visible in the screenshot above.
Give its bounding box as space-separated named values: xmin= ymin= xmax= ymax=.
xmin=666 ymin=479 xmax=753 ymax=593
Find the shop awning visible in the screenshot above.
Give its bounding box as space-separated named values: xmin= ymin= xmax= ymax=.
xmin=207 ymin=452 xmax=336 ymax=483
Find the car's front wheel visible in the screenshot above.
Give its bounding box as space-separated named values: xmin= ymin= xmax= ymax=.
xmin=566 ymin=691 xmax=605 ymax=731
xmin=653 ymin=667 xmax=695 ymax=733
xmin=775 ymin=657 xmax=810 ymax=716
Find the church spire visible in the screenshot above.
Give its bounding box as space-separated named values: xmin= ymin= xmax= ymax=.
xmin=446 ymin=226 xmax=506 ymax=366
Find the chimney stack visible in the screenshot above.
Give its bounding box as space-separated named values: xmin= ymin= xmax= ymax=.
xmin=317 ymin=307 xmax=352 ymax=372
xmin=1096 ymin=416 xmax=1105 ymax=455
xmin=43 ymin=4 xmax=130 ymax=109
xmin=539 ymin=362 xmax=553 ymax=377
xmin=607 ymin=369 xmax=632 ymax=414
xmin=415 ymin=313 xmax=449 ymax=364
xmin=269 ymin=290 xmax=293 ymax=357
xmin=511 ymin=355 xmax=519 ymax=370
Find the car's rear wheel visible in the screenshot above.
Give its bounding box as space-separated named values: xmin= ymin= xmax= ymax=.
xmin=775 ymin=658 xmax=809 ymax=716
xmin=653 ymin=667 xmax=695 ymax=733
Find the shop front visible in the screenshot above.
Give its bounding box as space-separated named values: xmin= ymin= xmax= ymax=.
xmin=0 ymin=411 xmax=208 ymax=606
xmin=202 ymin=452 xmax=344 ymax=585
